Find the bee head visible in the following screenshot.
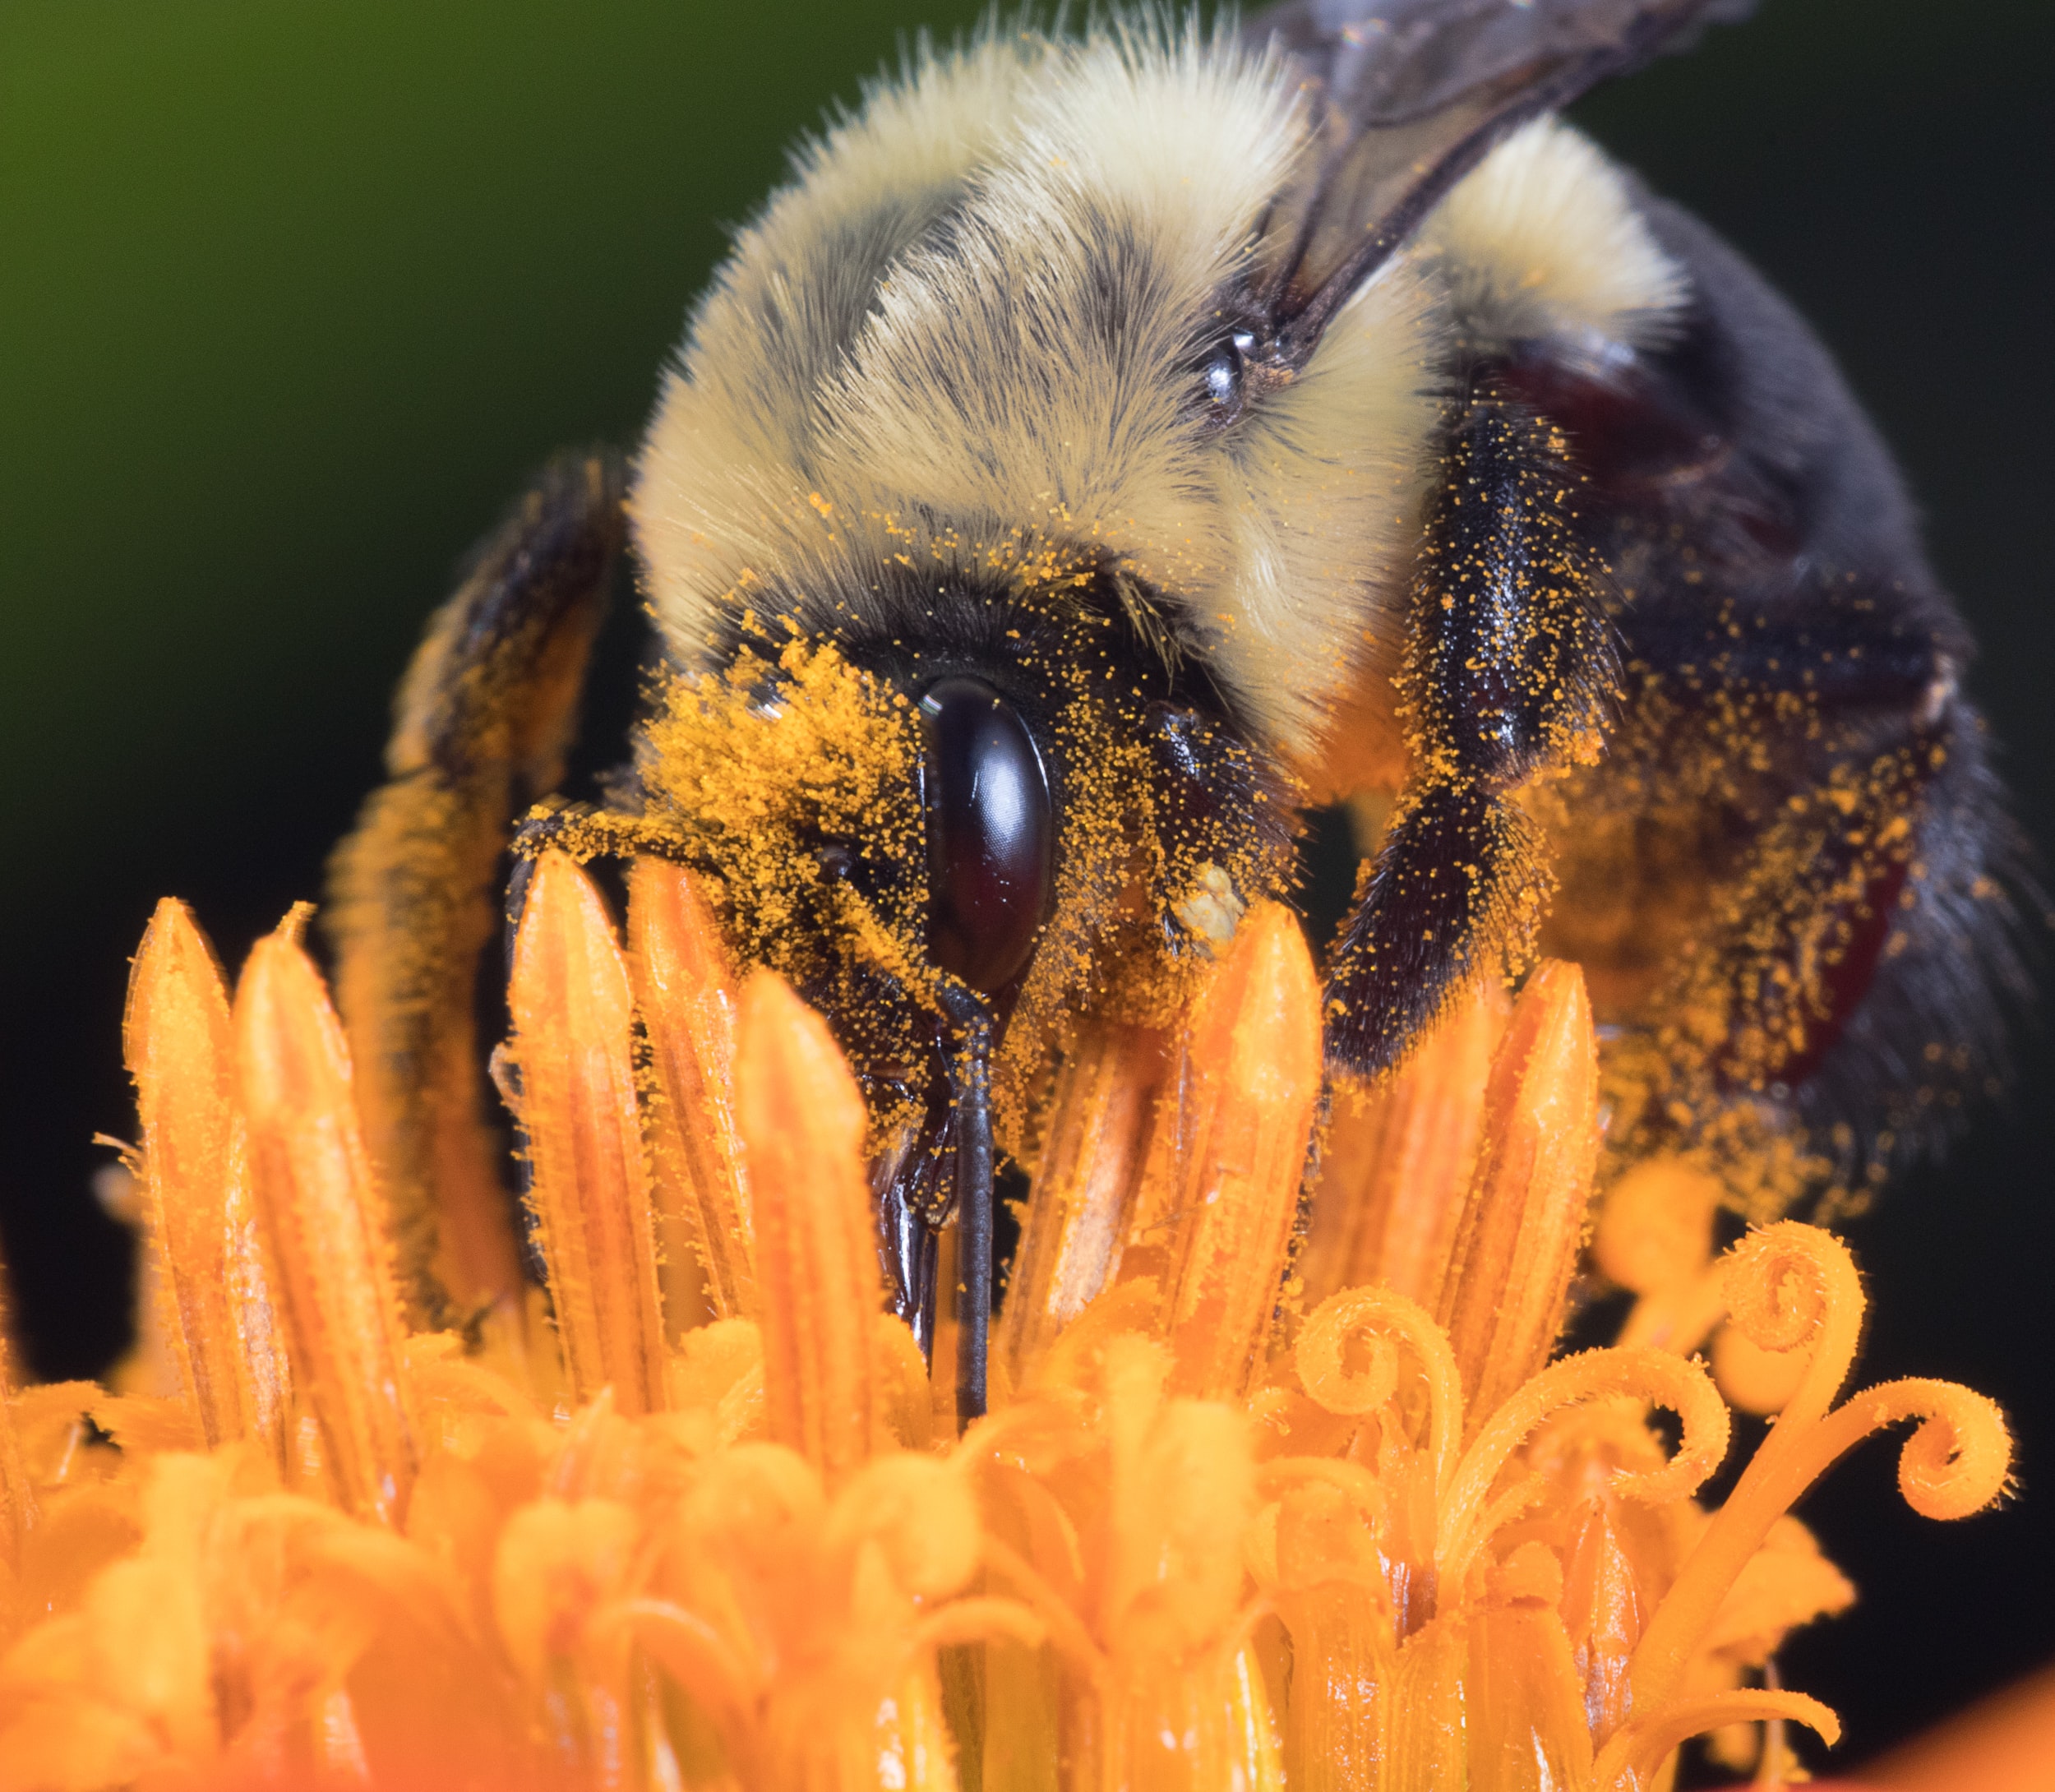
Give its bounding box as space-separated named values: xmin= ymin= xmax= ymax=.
xmin=607 ymin=576 xmax=1294 ymax=1148
xmin=617 ymin=15 xmax=1448 ymax=1130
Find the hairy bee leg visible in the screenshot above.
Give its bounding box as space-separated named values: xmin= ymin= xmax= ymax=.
xmin=1325 ymin=395 xmax=1612 ymax=1078
xmin=328 ymin=451 xmax=626 ymax=1325
xmin=1325 ymin=779 xmax=1552 ymax=1072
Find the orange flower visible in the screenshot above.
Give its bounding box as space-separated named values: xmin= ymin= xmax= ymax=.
xmin=0 ymin=858 xmax=2013 ymax=1791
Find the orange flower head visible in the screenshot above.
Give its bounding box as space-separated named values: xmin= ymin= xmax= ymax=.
xmin=0 ymin=863 xmax=2012 ymax=1791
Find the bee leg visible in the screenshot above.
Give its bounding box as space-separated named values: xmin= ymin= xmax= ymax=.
xmin=328 ymin=451 xmax=626 ymax=1326
xmin=1324 ymin=779 xmax=1553 ymax=1075
xmin=1324 ymin=395 xmax=1612 ymax=1078
xmin=878 ymin=1171 xmax=941 ymax=1360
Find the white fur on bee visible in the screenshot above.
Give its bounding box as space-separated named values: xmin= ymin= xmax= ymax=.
xmin=635 ymin=18 xmax=1437 ymax=756
xmin=632 ymin=20 xmax=1679 ymax=760
xmin=1423 ymin=114 xmax=1686 ymax=353
xmin=647 ymin=30 xmax=1044 ymax=511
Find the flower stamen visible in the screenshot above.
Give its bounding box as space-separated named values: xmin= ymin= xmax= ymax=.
xmin=508 ymin=852 xmax=669 ymax=1415
xmin=234 ymin=910 xmax=416 ymax=1524
xmin=628 ymin=857 xmax=758 ymax=1326
xmin=125 ymin=898 xmax=288 ymax=1457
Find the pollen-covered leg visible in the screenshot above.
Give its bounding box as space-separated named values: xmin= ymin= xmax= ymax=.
xmin=1325 ymin=395 xmax=1612 ymax=1078
xmin=328 ymin=451 xmax=626 ymax=1323
xmin=1326 ymin=779 xmax=1552 ymax=1077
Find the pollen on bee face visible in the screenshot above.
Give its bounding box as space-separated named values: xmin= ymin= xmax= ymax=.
xmin=1170 ymin=860 xmax=1247 ymax=954
xmin=635 ymin=636 xmax=935 ymax=1065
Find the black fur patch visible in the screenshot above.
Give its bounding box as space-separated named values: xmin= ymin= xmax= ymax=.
xmin=1324 ymin=779 xmax=1549 ymax=1078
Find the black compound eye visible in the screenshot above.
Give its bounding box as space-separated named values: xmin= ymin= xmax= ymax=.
xmin=919 ymin=676 xmax=1054 ymax=995
xmin=1203 ymin=327 xmax=1258 ymax=412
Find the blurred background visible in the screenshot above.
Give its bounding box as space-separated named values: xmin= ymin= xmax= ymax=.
xmin=2 ymin=0 xmax=2049 ymax=1768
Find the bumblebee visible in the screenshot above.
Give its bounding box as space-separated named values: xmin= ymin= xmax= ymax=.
xmin=330 ymin=0 xmax=2028 ymax=1416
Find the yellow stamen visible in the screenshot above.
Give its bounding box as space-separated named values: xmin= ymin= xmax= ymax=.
xmin=233 ymin=910 xmax=416 ymax=1523
xmin=1301 ymin=977 xmax=1505 ymax=1309
xmin=1594 ymin=1157 xmax=1717 ymax=1291
xmin=1295 ymin=1284 xmax=1462 ymax=1497
xmin=1436 ymin=1346 xmax=1731 ymax=1598
xmin=628 ymin=857 xmax=758 ymax=1323
xmin=1593 ymin=1688 xmax=1840 ymax=1792
xmin=1602 ymin=1157 xmax=1727 ymax=1359
xmin=1437 ymin=960 xmax=1601 ymax=1429
xmin=508 ymin=851 xmax=669 ymax=1415
xmin=1129 ymin=902 xmax=1323 ymax=1400
xmin=0 ymin=1309 xmax=32 ymax=1560
xmin=1710 ymin=1318 xmax=1814 ymax=1417
xmin=733 ymin=968 xmax=886 ymax=1485
xmin=1628 ymin=1224 xmax=2011 ymax=1716
xmin=123 ymin=899 xmax=287 ymax=1456
xmin=1000 ymin=1020 xmax=1174 ymax=1387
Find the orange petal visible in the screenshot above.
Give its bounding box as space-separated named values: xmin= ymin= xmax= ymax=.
xmin=1224 ymin=1643 xmax=1287 ymax=1792
xmin=1274 ymin=1480 xmax=1395 ymax=1790
xmin=507 ymin=852 xmax=669 ymax=1416
xmin=1559 ymin=1501 xmax=1643 ymax=1748
xmin=1435 ymin=960 xmax=1601 ymax=1430
xmin=1144 ymin=902 xmax=1324 ymax=1400
xmin=492 ymin=1496 xmax=641 ymax=1688
xmin=627 ymin=858 xmax=756 ymax=1325
xmin=0 ymin=1291 xmax=32 ymax=1559
xmin=234 ymin=910 xmax=416 ymax=1523
xmin=732 ymin=968 xmax=882 ymax=1486
xmin=124 ymin=899 xmax=289 ymax=1455
xmin=1000 ymin=1019 xmax=1175 ymax=1389
xmin=1300 ymin=977 xmax=1505 ymax=1310
xmin=1383 ymin=1613 xmax=1468 ymax=1791
xmin=1100 ymin=1332 xmax=1254 ymax=1658
xmin=1467 ymin=1600 xmax=1594 ymax=1792
xmin=1591 ymin=1156 xmax=1720 ymax=1297
xmin=868 ymin=1660 xmax=960 ymax=1792
xmin=1871 ymin=1659 xmax=2055 ymax=1792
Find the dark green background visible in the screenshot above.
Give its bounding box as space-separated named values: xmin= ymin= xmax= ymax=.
xmin=2 ymin=0 xmax=2049 ymax=1768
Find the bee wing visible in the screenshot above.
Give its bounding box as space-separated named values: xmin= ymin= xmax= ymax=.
xmin=1240 ymin=0 xmax=1753 ymax=352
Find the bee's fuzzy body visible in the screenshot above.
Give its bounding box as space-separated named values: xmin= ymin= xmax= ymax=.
xmin=634 ymin=30 xmax=1687 ymax=771
xmin=334 ymin=2 xmax=2029 ymax=1356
